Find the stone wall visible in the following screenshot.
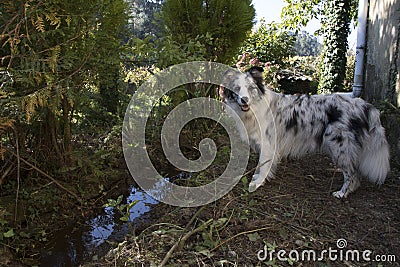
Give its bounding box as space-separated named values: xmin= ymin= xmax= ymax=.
xmin=364 ymin=0 xmax=400 ymax=107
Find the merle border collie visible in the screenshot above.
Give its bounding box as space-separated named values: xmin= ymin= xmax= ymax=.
xmin=220 ymin=66 xmax=390 ymax=198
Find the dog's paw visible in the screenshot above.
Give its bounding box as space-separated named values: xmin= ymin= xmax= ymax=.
xmin=332 ymin=190 xmax=346 ymax=199
xmin=251 ymin=173 xmax=260 ymax=182
xmin=248 ymin=181 xmax=259 ymax=192
xmin=249 ymin=175 xmax=263 ymax=192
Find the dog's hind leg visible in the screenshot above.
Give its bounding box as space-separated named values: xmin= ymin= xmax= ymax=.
xmin=323 ymin=125 xmax=361 ymax=198
xmin=332 ymin=172 xmax=360 ymax=198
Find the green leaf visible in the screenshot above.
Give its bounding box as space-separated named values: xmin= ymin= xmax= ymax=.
xmin=116 ymin=195 xmax=123 ymax=205
xmin=3 ymin=229 xmax=15 ymax=238
xmin=120 ymin=215 xmax=129 ymax=222
xmin=214 ymin=218 xmax=228 ymax=228
xmin=103 ymin=199 xmax=116 ymax=208
xmin=247 ymin=232 xmax=261 ymax=242
xmin=202 ymin=232 xmax=216 ymax=248
xmin=241 ymin=176 xmax=248 ymax=186
xmin=197 ymin=249 xmax=213 ymax=258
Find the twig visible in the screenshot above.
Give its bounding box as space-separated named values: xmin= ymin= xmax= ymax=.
xmin=6 ymin=148 xmax=83 ymax=205
xmin=210 ymin=225 xmax=274 ymax=252
xmin=159 ymin=206 xmax=207 ymax=266
xmin=0 ymin=164 xmax=13 ymax=185
xmin=160 ymin=219 xmax=213 ymax=267
xmin=13 ymin=128 xmax=20 ymax=223
xmin=185 ymin=206 xmax=206 ymax=230
xmin=249 ymin=206 xmax=311 ymax=234
xmin=328 ymin=166 xmax=338 ymax=196
xmin=242 ymin=158 xmax=272 ymax=178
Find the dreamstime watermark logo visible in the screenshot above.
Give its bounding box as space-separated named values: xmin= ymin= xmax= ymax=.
xmin=257 ymin=238 xmax=397 ymax=263
xmin=122 ymin=61 xmax=273 ymax=207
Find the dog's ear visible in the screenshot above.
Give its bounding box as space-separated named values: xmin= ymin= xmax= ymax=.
xmin=248 ymin=66 xmax=265 ymax=94
xmin=221 ymin=68 xmax=239 ymax=90
xmin=220 ymin=69 xmax=237 ymax=100
xmin=222 ymin=68 xmax=239 ymax=83
xmin=248 ymin=66 xmax=264 ymax=82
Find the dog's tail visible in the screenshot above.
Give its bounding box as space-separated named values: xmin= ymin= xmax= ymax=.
xmin=358 ymin=108 xmax=390 ymax=184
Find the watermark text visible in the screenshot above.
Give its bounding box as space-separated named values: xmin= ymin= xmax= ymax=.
xmin=257 ymin=239 xmax=397 ymax=263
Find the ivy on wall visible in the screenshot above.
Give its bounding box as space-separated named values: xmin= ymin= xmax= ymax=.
xmin=318 ymin=0 xmax=352 ymax=93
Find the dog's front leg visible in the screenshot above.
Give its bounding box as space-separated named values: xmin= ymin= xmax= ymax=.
xmin=249 ymin=143 xmax=274 ymax=192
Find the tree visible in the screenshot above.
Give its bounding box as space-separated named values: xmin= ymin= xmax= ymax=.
xmin=127 ymin=0 xmax=163 ymax=39
xmin=280 ymin=0 xmax=358 ymax=93
xmin=0 ymin=0 xmax=128 ymax=165
xmin=240 ymin=21 xmax=295 ymax=65
xmin=280 ymin=0 xmax=323 ymax=33
xmin=294 ymin=31 xmax=322 ymax=56
xmin=157 ymin=0 xmax=255 ymax=64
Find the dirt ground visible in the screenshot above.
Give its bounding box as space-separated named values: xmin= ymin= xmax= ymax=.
xmin=96 ymin=152 xmax=400 ymax=267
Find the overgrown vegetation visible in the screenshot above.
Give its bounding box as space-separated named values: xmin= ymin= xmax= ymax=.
xmin=281 ymin=0 xmax=358 ymax=93
xmin=158 ymin=0 xmax=255 ymax=64
xmin=1 ymin=0 xmax=128 ymax=263
xmin=239 ymin=21 xmax=295 ymax=66
xmin=0 ymin=0 xmax=128 ymax=163
xmin=318 ymin=0 xmax=353 ymax=93
xmin=1 ymin=0 xmax=398 ymax=265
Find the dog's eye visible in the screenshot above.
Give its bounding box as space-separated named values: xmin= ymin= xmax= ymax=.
xmin=226 ymin=89 xmax=238 ymax=99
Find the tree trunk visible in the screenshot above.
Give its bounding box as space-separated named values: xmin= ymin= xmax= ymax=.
xmin=62 ymin=95 xmax=72 ymax=164
xmin=46 ymin=109 xmax=63 ymax=163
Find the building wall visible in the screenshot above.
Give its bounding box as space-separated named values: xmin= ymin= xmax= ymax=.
xmin=364 ymin=0 xmax=400 ymax=165
xmin=364 ymin=0 xmax=400 ymax=106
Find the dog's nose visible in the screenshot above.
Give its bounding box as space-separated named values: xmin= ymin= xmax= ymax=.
xmin=240 ymin=96 xmax=249 ymax=104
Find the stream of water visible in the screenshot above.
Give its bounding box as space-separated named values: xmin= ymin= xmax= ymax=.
xmin=40 ymin=185 xmax=158 ymax=267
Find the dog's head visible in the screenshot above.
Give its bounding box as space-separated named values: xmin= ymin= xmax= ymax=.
xmin=219 ymin=66 xmax=265 ymax=112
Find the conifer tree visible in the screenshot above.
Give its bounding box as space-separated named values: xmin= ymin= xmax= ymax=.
xmin=158 ymin=0 xmax=255 ymax=64
xmin=1 ymin=0 xmax=129 ymax=163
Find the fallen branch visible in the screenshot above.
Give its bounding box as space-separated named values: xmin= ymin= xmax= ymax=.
xmin=185 ymin=206 xmax=206 ymax=230
xmin=6 ymin=148 xmax=83 ymax=205
xmin=160 ymin=218 xmax=213 ymax=267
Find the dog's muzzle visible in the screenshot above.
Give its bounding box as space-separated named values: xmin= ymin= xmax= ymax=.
xmin=238 ymin=96 xmax=250 ymax=112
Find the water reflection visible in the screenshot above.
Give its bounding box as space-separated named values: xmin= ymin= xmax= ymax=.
xmin=40 ymin=186 xmax=158 ymax=267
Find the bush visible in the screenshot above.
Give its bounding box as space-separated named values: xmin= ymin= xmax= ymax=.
xmin=235 ymin=53 xmax=319 ymax=94
xmin=239 ymin=21 xmax=295 ymax=66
